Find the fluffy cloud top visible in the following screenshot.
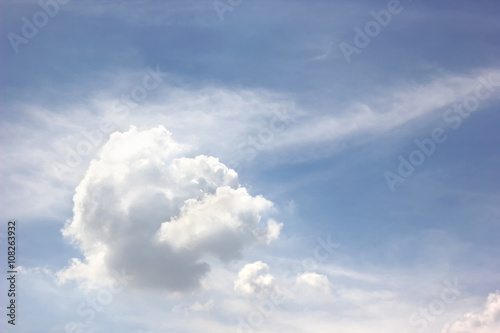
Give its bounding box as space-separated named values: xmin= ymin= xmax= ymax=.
xmin=234 ymin=261 xmax=276 ymax=298
xmin=57 ymin=126 xmax=282 ymax=292
xmin=441 ymin=291 xmax=500 ymax=333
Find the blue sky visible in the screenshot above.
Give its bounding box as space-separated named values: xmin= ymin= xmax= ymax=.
xmin=1 ymin=0 xmax=500 ymax=332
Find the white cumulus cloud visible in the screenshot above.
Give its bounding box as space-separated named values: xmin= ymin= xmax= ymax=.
xmin=57 ymin=126 xmax=282 ymax=292
xmin=234 ymin=261 xmax=276 ymax=298
xmin=441 ymin=291 xmax=500 ymax=333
